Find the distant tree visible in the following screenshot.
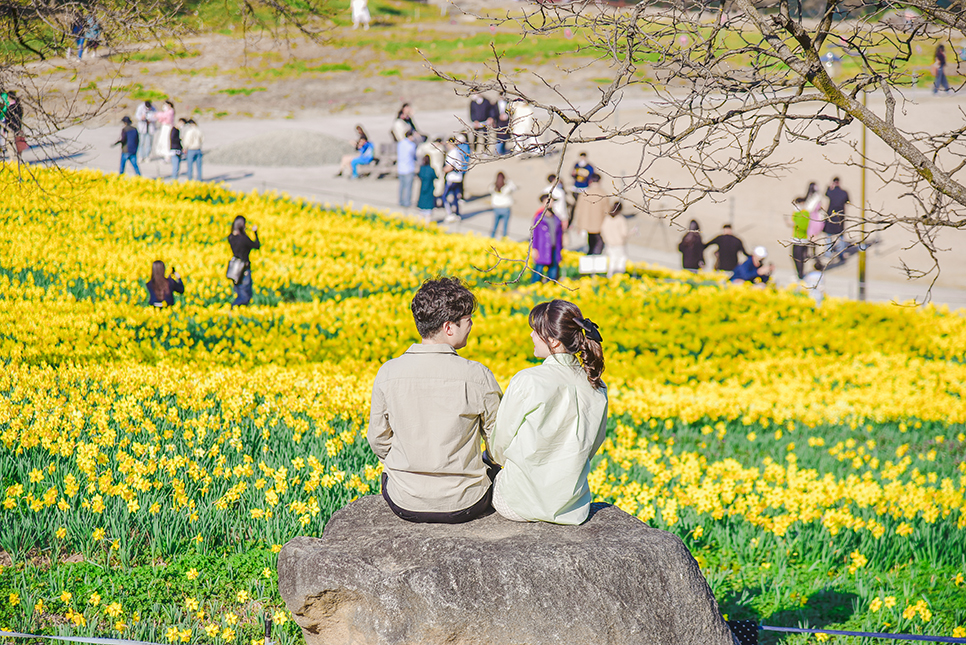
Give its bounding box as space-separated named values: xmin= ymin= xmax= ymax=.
xmin=445 ymin=0 xmax=966 ymax=284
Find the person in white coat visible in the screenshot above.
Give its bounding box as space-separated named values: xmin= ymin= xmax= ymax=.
xmin=351 ymin=0 xmax=370 ymax=30
xmin=490 ymin=300 xmax=608 ymax=525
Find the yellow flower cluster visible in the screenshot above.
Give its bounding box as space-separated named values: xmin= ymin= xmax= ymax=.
xmin=591 ymin=422 xmax=965 ymax=537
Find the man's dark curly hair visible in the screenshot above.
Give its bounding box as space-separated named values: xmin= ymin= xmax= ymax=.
xmin=410 ymin=277 xmax=477 ymax=338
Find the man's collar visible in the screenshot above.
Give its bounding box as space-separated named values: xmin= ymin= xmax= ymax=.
xmin=405 ymin=343 xmax=458 ymax=355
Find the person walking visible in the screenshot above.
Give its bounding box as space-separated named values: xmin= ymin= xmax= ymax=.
xmin=153 ymin=101 xmax=175 ymax=161
xmin=397 ymin=130 xmax=418 ymax=208
xmin=146 ymin=261 xmax=184 ymax=307
xmin=489 ymin=171 xmax=516 ymax=238
xmin=573 ymin=174 xmax=610 ymax=255
xmin=135 ymin=100 xmax=156 ymax=162
xmin=351 ymin=0 xmax=370 ymax=30
xmin=182 ymin=119 xmax=204 ymax=181
xmin=493 ymin=104 xmax=511 ymax=156
xmin=601 ymin=202 xmax=632 ymax=277
xmin=69 ymin=14 xmax=85 ymax=59
xmin=570 ymin=152 xmax=594 ymax=195
xmin=678 ymin=219 xmax=705 ymax=272
xmin=82 ymin=17 xmax=101 ymax=59
xmin=227 ymin=216 xmax=260 ymax=307
xmin=421 ymin=137 xmax=446 ymax=199
xmin=933 ymin=44 xmax=951 ymax=94
xmin=510 ymin=99 xmax=536 ymax=152
xmin=416 ymin=155 xmax=437 ymax=222
xmin=704 ymin=224 xmax=748 ymax=271
xmin=824 ymin=176 xmax=849 ymax=261
xmin=543 ymin=174 xmax=570 ymax=226
xmin=531 ymin=195 xmax=563 ymax=283
xmin=169 ymin=119 xmax=184 ymax=180
xmin=788 ymin=197 xmax=810 ymax=279
xmin=391 ymin=103 xmax=421 ymax=142
xmin=469 ymin=94 xmax=492 ymax=153
xmin=803 ymin=182 xmax=825 ymax=240
xmin=114 ymin=116 xmax=141 ymax=176
xmin=1 ymin=90 xmax=24 ymax=162
xmin=442 ymin=138 xmax=467 ymax=223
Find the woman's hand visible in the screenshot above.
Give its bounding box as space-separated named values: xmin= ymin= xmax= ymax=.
xmin=251 ymin=225 xmax=258 ymax=233
xmin=171 ymin=271 xmax=181 ymax=280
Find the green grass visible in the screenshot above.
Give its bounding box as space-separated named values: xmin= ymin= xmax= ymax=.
xmin=217 ymin=87 xmax=267 ymax=96
xmin=127 ymin=45 xmax=201 ymax=63
xmin=337 ymin=30 xmax=592 ymax=65
xmin=237 ymin=61 xmax=351 ymax=81
xmin=124 ymin=83 xmax=167 ymax=102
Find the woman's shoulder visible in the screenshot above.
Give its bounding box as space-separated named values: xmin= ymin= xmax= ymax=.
xmin=506 ymin=365 xmax=543 ymax=390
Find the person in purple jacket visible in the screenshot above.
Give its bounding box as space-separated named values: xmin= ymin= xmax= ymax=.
xmin=531 ymin=194 xmax=563 ymax=283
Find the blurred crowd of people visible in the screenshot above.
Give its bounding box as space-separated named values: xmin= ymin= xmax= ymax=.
xmin=116 ymin=100 xmax=204 ymax=180
xmin=675 ymin=177 xmax=854 ymax=304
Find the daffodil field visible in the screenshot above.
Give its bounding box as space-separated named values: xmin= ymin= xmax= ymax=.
xmin=1 ymin=166 xmax=965 ymax=644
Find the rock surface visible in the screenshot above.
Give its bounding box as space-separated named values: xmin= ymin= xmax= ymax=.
xmin=278 ymin=495 xmax=734 ymax=645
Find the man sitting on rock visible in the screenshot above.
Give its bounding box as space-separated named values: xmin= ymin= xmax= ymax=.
xmin=367 ymin=277 xmax=503 ymax=523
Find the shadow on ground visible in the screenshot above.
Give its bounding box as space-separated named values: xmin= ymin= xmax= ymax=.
xmin=721 ymin=586 xmax=859 ymax=644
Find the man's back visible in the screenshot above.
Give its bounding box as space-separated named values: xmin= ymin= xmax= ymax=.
xmin=707 ymin=233 xmax=746 ymax=271
xmin=470 ymin=98 xmax=491 ymax=123
xmin=825 ymin=186 xmax=848 ymax=234
xmin=121 ymin=125 xmax=139 ymax=154
xmin=368 ymin=344 xmax=501 ymax=513
xmin=826 ymin=186 xmax=848 ymax=213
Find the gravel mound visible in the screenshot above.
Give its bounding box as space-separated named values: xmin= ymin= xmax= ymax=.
xmin=206 ymin=129 xmax=355 ymax=167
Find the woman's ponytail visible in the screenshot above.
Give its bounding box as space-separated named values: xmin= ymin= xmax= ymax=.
xmin=574 ymin=321 xmax=605 ymax=390
xmin=529 ymin=300 xmax=606 ymax=390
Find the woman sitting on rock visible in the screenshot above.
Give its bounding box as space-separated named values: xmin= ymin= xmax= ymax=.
xmin=490 ymin=300 xmax=608 ymax=525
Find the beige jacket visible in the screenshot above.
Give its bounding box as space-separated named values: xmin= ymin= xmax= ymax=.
xmin=573 ymin=184 xmax=611 ymax=234
xmin=368 ymin=343 xmax=503 ymax=513
xmin=600 ymin=214 xmax=629 ymax=248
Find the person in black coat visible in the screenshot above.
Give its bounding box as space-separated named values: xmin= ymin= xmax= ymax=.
xmin=146 ymin=260 xmax=184 ymax=307
xmin=469 ymin=94 xmax=493 ymax=153
xmin=114 ymin=116 xmax=141 ymax=176
xmin=228 ymin=215 xmax=260 ymax=306
xmin=169 ymin=119 xmax=184 ymax=180
xmin=678 ymin=219 xmax=705 ymax=272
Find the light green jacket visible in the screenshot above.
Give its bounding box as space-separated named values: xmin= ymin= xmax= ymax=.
xmin=491 ymin=354 xmax=608 ymax=525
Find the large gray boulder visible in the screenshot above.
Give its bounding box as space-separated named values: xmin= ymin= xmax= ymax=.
xmin=278 ymin=495 xmax=734 ymax=645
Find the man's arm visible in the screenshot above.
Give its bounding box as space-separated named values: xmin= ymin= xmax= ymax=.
xmin=367 ymin=377 xmax=392 ymax=460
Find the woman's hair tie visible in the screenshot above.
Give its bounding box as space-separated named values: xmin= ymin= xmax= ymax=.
xmin=576 ymin=317 xmax=603 ymax=343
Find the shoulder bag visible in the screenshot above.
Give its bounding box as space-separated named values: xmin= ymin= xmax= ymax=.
xmin=226 ymin=257 xmax=245 ymax=284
